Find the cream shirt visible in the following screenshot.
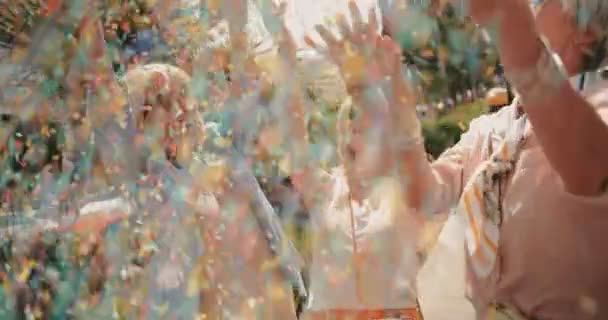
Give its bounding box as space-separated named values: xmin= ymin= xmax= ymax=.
xmin=303 ymin=167 xmax=422 ymax=313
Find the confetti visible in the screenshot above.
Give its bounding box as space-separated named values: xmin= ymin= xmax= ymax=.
xmin=0 ymin=0 xmax=509 ymax=319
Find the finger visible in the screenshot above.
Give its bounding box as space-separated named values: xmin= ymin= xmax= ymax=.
xmin=272 ymin=0 xmax=287 ymax=16
xmin=279 ymin=23 xmax=297 ymax=63
xmin=367 ymin=7 xmax=378 ymax=40
xmin=383 ymin=37 xmax=403 ymax=71
xmin=304 ymin=34 xmax=320 ymax=49
xmin=336 ymin=13 xmax=352 ymax=41
xmin=314 ymin=24 xmax=339 ymax=47
xmin=348 ymin=1 xmax=364 ymax=33
xmin=375 ymin=37 xmax=391 ymax=71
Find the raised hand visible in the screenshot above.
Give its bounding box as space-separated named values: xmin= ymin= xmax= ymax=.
xmin=307 ymin=2 xmax=382 ymax=92
xmin=308 ymin=2 xmax=417 ymax=107
xmin=309 ymin=2 xmax=420 ymax=138
xmin=275 ymin=22 xmax=309 ymax=157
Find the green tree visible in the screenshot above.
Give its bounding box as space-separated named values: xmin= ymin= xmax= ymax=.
xmin=399 ymin=3 xmax=499 ymax=101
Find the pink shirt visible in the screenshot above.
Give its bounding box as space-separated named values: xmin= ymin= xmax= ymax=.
xmin=410 ymin=80 xmax=608 ymax=319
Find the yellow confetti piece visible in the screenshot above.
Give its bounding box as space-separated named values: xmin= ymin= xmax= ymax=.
xmin=485 ymin=65 xmax=496 ymax=77
xmin=344 ymin=41 xmax=357 ymax=57
xmin=18 ymin=261 xmax=36 ymax=283
xmin=278 ymin=155 xmax=292 ymax=177
xmin=259 ymin=256 xmax=281 ymax=272
xmin=343 ymin=54 xmax=366 ymax=84
xmin=187 ymin=261 xmax=208 ymax=296
xmin=458 ymin=121 xmax=467 ymax=131
xmin=420 ymin=48 xmax=435 ymax=58
xmin=438 ymin=46 xmax=450 ymax=63
xmin=269 ymin=284 xmax=287 ymax=300
xmin=40 ymin=125 xmax=51 ymax=138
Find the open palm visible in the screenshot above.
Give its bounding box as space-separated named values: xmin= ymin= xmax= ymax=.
xmin=307 ymin=3 xmax=416 ymax=107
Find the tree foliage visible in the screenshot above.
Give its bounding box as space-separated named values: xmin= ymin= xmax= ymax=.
xmin=395 ymin=3 xmax=499 ymax=102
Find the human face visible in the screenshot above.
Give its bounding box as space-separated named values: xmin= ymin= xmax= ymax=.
xmin=136 ymin=102 xmax=201 ymax=169
xmin=130 ymin=66 xmax=203 ymax=169
xmin=534 ymin=0 xmax=598 ymax=74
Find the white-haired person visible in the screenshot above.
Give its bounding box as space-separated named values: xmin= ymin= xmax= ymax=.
xmin=366 ymin=0 xmax=608 ymax=319
xmin=272 ymin=4 xmax=430 ymax=319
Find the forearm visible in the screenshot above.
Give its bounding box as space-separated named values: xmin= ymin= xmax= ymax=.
xmin=523 ymin=83 xmax=608 ymax=194
xmin=396 ymin=142 xmax=465 ymax=215
xmin=496 ymin=1 xmax=608 ymax=195
xmin=284 ymin=86 xmax=323 ymax=206
xmin=343 ymin=71 xmax=463 ymax=216
xmin=384 ymin=63 xmax=463 ymax=214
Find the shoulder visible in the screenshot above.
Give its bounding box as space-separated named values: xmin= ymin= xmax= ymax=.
xmin=458 ymin=103 xmax=517 ymax=147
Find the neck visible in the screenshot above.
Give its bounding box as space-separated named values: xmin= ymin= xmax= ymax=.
xmin=345 ymin=174 xmax=371 ymax=203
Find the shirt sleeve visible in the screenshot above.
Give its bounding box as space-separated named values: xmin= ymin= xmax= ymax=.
xmin=402 ymin=106 xmax=515 ymax=215
xmin=401 ymin=140 xmax=469 ymax=215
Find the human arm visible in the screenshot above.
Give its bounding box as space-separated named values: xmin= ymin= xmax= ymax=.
xmin=308 ymin=4 xmax=469 ymax=215
xmin=266 ymin=21 xmax=331 ymax=210
xmin=466 ymin=0 xmax=608 ymax=196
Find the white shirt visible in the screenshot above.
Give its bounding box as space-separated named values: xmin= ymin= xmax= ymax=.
xmin=304 ymin=167 xmax=421 ymax=312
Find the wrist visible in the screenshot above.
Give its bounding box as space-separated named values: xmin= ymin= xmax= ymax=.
xmin=504 ymin=36 xmax=569 ymax=106
xmin=350 ymin=85 xmax=388 ymax=114
xmin=391 ymin=105 xmax=422 ymax=138
xmin=393 ymin=135 xmax=424 ymax=152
